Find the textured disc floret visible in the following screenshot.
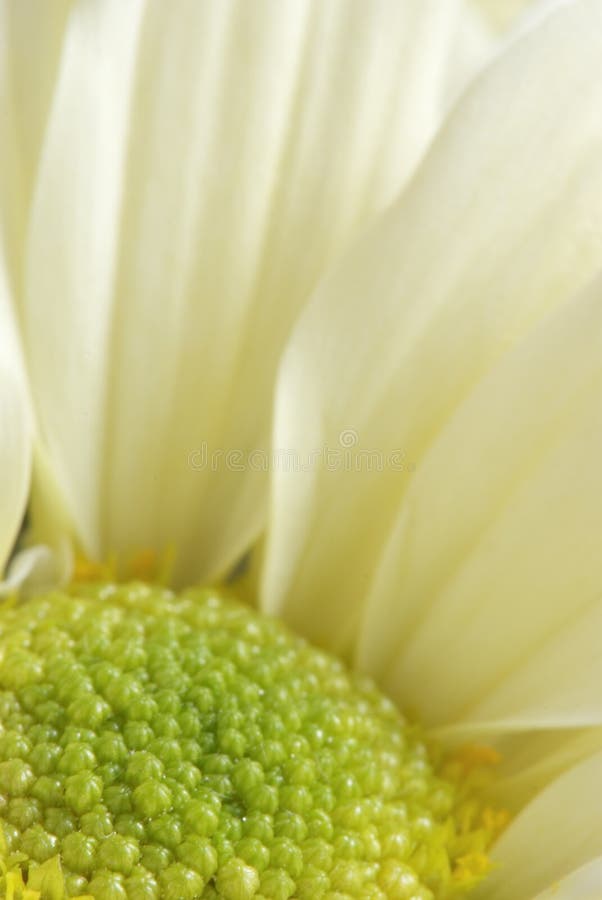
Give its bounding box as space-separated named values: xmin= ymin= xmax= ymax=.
xmin=0 ymin=583 xmax=491 ymax=899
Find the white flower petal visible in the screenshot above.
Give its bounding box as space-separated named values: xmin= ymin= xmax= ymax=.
xmin=262 ymin=0 xmax=602 ymax=667
xmin=367 ymin=278 xmax=602 ymax=731
xmin=0 ymin=0 xmax=72 ymax=294
xmin=489 ymin=727 xmax=602 ymax=812
xmin=471 ymin=0 xmax=545 ymax=31
xmin=532 ymin=858 xmax=602 ymax=900
xmin=0 ymin=266 xmax=30 ymax=582
xmin=0 ymin=545 xmax=62 ymax=596
xmin=20 ymin=0 xmax=467 ymax=584
xmin=485 ymin=750 xmax=602 ymax=900
xmin=445 ymin=3 xmax=495 ymax=108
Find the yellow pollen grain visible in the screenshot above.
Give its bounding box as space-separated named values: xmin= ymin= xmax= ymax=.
xmin=73 ymin=546 xmax=176 ymax=587
xmin=455 ymin=745 xmax=502 ymax=770
xmin=453 ymin=851 xmax=492 ymax=883
xmin=482 ymin=806 xmax=510 ymax=832
xmin=72 ymin=553 xmax=116 ymax=584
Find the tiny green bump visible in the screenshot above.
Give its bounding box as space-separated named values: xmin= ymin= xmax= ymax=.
xmin=216 ymin=857 xmax=260 ymax=900
xmin=258 ymin=867 xmax=296 ymax=900
xmin=234 ymin=836 xmax=270 ymax=873
xmin=68 ymin=693 xmax=111 ymax=728
xmin=218 ymin=728 xmax=247 ymax=758
xmin=160 ymin=862 xmax=205 ymax=900
xmin=241 ymin=812 xmax=273 ymax=844
xmin=124 ymin=721 xmax=154 ymax=751
xmin=30 ymin=774 xmax=63 ymax=806
xmin=232 ymin=759 xmax=264 ymax=797
xmin=0 ymin=649 xmax=43 ymax=690
xmin=182 ymin=798 xmax=220 ymax=837
xmin=152 ymin=714 xmax=181 ymax=739
xmin=212 ymin=833 xmax=235 ymax=866
xmin=29 ymin=741 xmax=62 ymax=775
xmin=1 ymin=821 xmax=19 ymax=851
xmin=382 ymin=829 xmax=412 ymax=860
xmin=61 ymin=831 xmax=98 ymax=874
xmin=97 ymin=833 xmax=141 ymax=875
xmin=65 ymin=771 xmax=103 ymax=813
xmin=218 ymin=814 xmax=242 ymax=844
xmin=378 ymin=858 xmax=421 ymax=899
xmin=125 ymin=866 xmax=159 ymax=900
xmin=334 ymin=830 xmax=364 ymax=861
xmin=295 ymin=869 xmax=330 ymax=900
xmin=61 ymin=725 xmax=97 ymax=747
xmin=104 ymin=674 xmax=144 ymax=715
xmin=97 ymin=762 xmax=122 ymax=787
xmin=0 ymin=730 xmax=32 ymax=761
xmin=148 ymin=738 xmax=182 ymax=767
xmin=243 ymin=783 xmax=278 ymax=816
xmin=164 ymin=777 xmax=191 ymax=812
xmin=44 ymin=806 xmax=77 ymax=838
xmin=146 ymin=814 xmax=182 ymax=850
xmin=269 ymin=837 xmax=304 ymax=879
xmin=140 ymin=843 xmax=172 ymax=875
xmin=104 ymin=783 xmax=133 ymax=816
xmin=176 ymin=835 xmax=218 ymax=879
xmin=80 ymin=805 xmax=114 ymax=839
xmin=7 ymin=796 xmax=40 ymax=831
xmin=311 ymin=782 xmax=336 ymax=813
xmin=64 ymin=873 xmax=90 ymax=897
xmin=115 ymin=813 xmax=147 ymax=841
xmin=126 ymin=751 xmax=164 ymax=786
xmin=58 ymin=741 xmax=97 ymax=774
xmin=0 ymin=758 xmax=35 ymax=796
xmin=132 ymin=779 xmax=172 ymax=818
xmin=88 ymin=869 xmax=128 ymax=900
xmin=128 ymin=696 xmax=158 ymax=723
xmin=167 ymin=761 xmax=201 ymax=791
xmin=300 ymin=837 xmax=334 ymax=871
xmin=20 ymin=823 xmax=59 ymax=862
xmin=278 ymin=783 xmax=313 ymax=815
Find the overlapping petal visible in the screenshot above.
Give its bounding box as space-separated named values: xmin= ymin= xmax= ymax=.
xmin=15 ymin=0 xmax=470 ymax=585
xmin=488 ymin=726 xmax=602 ymax=812
xmin=483 ymin=750 xmax=602 ymax=899
xmin=472 ymin=0 xmax=536 ymax=30
xmin=368 ymin=279 xmax=602 ymax=732
xmin=262 ymin=0 xmax=602 ymax=740
xmin=532 ymin=858 xmax=602 ymax=900
xmin=0 ymin=265 xmax=30 ymax=583
xmin=0 ymin=0 xmax=72 ymax=296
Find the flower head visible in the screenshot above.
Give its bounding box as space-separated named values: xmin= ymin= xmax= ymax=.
xmin=1 ymin=1 xmax=602 ymax=898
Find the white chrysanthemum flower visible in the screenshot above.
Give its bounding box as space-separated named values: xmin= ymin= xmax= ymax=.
xmin=1 ymin=1 xmax=601 ymax=898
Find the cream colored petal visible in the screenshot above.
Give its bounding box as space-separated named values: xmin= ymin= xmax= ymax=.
xmin=262 ymin=0 xmax=602 ymax=661
xmin=489 ymin=727 xmax=602 ymax=813
xmin=20 ymin=0 xmax=466 ymax=585
xmin=0 ymin=265 xmax=30 ymax=582
xmin=484 ymin=750 xmax=602 ymax=900
xmin=532 ymin=859 xmax=602 ymax=900
xmin=445 ymin=3 xmax=495 ymax=108
xmin=0 ymin=374 xmax=29 ymax=581
xmin=363 ymin=278 xmax=602 ymax=731
xmin=0 ymin=0 xmax=72 ymax=297
xmin=471 ymin=0 xmax=542 ymax=31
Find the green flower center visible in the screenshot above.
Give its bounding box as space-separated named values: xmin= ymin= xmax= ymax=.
xmin=0 ymin=583 xmax=495 ymax=899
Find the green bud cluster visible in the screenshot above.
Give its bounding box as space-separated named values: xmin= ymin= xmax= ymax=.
xmin=0 ymin=583 xmax=489 ymax=899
